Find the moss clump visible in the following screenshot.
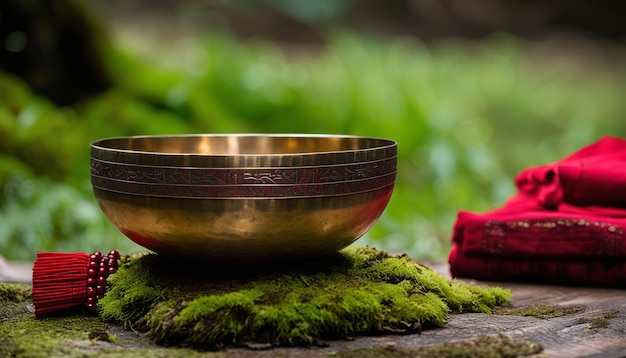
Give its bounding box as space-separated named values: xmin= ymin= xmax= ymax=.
xmin=0 ymin=283 xmax=32 ymax=302
xmin=334 ymin=334 xmax=543 ymax=358
xmin=578 ymin=310 xmax=619 ymax=330
xmin=494 ymin=304 xmax=582 ymax=319
xmin=0 ymin=283 xmax=33 ymax=320
xmin=99 ymin=246 xmax=511 ymax=349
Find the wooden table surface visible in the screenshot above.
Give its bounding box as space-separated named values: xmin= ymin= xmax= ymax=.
xmin=1 ymin=257 xmax=624 ymax=357
xmin=423 ymin=262 xmax=626 ymax=358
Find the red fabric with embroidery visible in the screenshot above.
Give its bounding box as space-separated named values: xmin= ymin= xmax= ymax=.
xmin=448 ymin=136 xmax=626 ymax=287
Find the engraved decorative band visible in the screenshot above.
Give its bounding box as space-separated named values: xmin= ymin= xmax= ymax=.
xmin=91 ymin=157 xmax=396 ymax=185
xmin=91 ymin=173 xmax=395 ymax=198
xmin=90 ymin=158 xmax=397 ymax=198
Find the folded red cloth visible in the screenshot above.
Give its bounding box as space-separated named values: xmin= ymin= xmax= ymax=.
xmin=449 ymin=246 xmax=626 ymax=287
xmin=449 ymin=136 xmax=626 ymax=287
xmin=516 ymin=136 xmax=626 ymax=208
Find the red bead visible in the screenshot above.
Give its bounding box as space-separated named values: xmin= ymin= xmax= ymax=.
xmin=86 ymin=286 xmax=96 ymax=297
xmin=87 ymin=297 xmax=97 ymax=305
xmin=88 ymin=260 xmax=98 ymax=269
xmin=87 ymin=277 xmax=96 ymax=286
xmin=96 ymin=285 xmax=106 ymax=295
xmin=97 ymin=276 xmax=107 ymax=285
xmin=87 ymin=268 xmax=97 ymax=278
xmin=85 ymin=303 xmax=97 ymax=311
xmin=109 ymin=250 xmax=121 ymax=261
xmin=108 ymin=258 xmax=117 ymax=268
xmin=98 ymin=267 xmax=108 ymax=277
xmin=108 ymin=267 xmax=116 ymax=275
xmin=93 ymin=251 xmax=103 ymax=261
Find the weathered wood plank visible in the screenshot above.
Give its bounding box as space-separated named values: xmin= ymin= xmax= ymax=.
xmin=0 ymin=256 xmax=32 ymax=283
xmin=424 ymin=261 xmax=626 ymax=358
xmin=2 ymin=258 xmax=624 ymax=357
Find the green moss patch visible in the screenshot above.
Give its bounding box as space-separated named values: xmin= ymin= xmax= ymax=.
xmin=0 ymin=282 xmax=220 ymax=358
xmin=0 ymin=283 xmax=32 ymax=302
xmin=0 ymin=284 xmax=108 ymax=358
xmin=494 ymin=304 xmax=582 ymax=319
xmin=333 ymin=334 xmax=543 ymax=358
xmin=99 ymin=247 xmax=511 ymax=349
xmin=578 ymin=310 xmax=619 ymax=330
xmin=0 ymin=283 xmax=33 ymax=320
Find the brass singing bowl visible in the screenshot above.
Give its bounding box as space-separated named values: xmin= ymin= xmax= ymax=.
xmin=90 ymin=134 xmax=397 ymax=262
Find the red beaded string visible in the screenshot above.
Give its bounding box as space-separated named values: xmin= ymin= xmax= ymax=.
xmin=84 ymin=250 xmax=120 ymax=312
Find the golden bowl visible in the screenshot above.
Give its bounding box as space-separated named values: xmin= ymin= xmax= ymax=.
xmin=90 ymin=134 xmax=397 ymax=262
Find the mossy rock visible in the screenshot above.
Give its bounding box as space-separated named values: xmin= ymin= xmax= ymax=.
xmin=99 ymin=246 xmax=511 ymax=349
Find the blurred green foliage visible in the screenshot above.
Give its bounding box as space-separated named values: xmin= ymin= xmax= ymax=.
xmin=1 ymin=30 xmax=626 ymax=261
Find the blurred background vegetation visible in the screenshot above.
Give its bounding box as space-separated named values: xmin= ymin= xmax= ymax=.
xmin=1 ymin=0 xmax=625 ymax=262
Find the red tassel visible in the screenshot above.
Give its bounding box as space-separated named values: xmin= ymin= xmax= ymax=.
xmin=32 ymin=250 xmax=120 ymax=315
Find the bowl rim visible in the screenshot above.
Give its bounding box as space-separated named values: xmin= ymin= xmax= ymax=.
xmin=90 ymin=133 xmax=397 ymax=157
